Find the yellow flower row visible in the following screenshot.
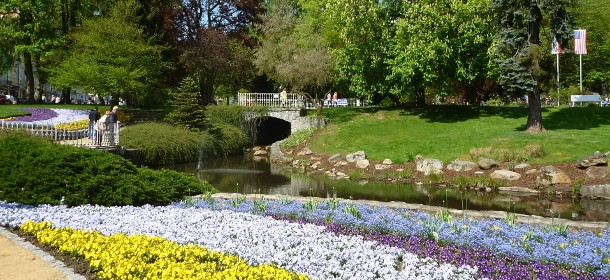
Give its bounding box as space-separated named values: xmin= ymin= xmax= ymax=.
xmin=20 ymin=221 xmax=308 ymax=280
xmin=54 ymin=119 xmax=89 ymax=131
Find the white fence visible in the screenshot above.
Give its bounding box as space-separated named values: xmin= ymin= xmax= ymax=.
xmin=0 ymin=121 xmax=120 ymax=147
xmin=238 ymin=93 xmax=306 ymax=108
xmin=237 ymin=93 xmax=366 ymax=108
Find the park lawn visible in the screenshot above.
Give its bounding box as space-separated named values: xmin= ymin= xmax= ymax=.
xmin=309 ymin=105 xmax=610 ymax=164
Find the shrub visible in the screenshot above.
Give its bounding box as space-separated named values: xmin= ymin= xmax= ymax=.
xmin=120 ymin=122 xmax=204 ymax=166
xmin=203 ymin=122 xmax=249 ymax=158
xmin=205 ymin=105 xmax=267 ymax=145
xmin=0 ymin=131 xmax=214 ymax=206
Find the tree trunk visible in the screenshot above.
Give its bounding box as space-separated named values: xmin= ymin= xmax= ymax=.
xmin=35 ymin=77 xmax=45 ymax=103
xmin=387 ymin=93 xmax=401 ymax=106
xmin=198 ymin=74 xmax=214 ymax=106
xmin=525 ymin=86 xmax=545 ymax=133
xmin=525 ymin=2 xmax=544 ymax=133
xmin=23 ymin=52 xmax=36 ymax=103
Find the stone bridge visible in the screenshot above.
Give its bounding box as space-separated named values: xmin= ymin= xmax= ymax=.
xmin=243 ymin=108 xmax=327 ymax=145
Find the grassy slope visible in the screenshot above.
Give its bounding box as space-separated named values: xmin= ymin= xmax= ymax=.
xmin=308 ymin=105 xmax=610 ymax=164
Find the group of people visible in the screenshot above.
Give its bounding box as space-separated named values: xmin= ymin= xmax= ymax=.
xmin=88 ymin=106 xmax=119 ymax=146
xmin=326 ymin=91 xmax=339 ymax=107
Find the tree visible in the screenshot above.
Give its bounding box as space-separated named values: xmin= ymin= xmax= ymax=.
xmin=324 ymin=0 xmax=396 ymax=105
xmin=49 ymin=0 xmax=168 ymax=106
xmin=180 ymin=28 xmax=253 ymax=105
xmin=165 ymin=75 xmax=207 ymax=130
xmin=491 ymin=0 xmax=571 ymax=132
xmin=386 ymin=0 xmax=495 ymax=106
xmin=177 ymin=0 xmax=263 ymax=105
xmin=0 ymin=0 xmax=64 ymax=102
xmin=253 ymin=0 xmax=335 ymax=115
xmin=134 ymin=0 xmax=184 ymax=91
xmin=0 ymin=8 xmax=18 ymax=72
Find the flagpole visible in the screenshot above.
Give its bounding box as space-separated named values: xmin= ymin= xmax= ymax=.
xmin=579 ymin=54 xmax=583 ymax=93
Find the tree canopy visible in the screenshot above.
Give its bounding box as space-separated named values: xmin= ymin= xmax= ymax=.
xmin=49 ymin=0 xmax=168 ymax=106
xmin=2 ymin=0 xmax=610 ymax=132
xmin=253 ymin=0 xmax=335 ymax=114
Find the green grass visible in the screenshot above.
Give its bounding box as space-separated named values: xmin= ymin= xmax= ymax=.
xmin=309 ymin=105 xmax=610 ymax=164
xmin=282 ymin=128 xmax=315 ymax=148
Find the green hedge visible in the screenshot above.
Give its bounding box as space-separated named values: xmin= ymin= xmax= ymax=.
xmin=120 ymin=122 xmax=204 ymax=166
xmin=121 ymin=120 xmax=249 ymax=166
xmin=0 ymin=131 xmax=214 ymax=206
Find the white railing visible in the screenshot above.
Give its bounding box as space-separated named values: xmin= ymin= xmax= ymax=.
xmin=238 ymin=92 xmax=306 ymax=108
xmin=237 ymin=93 xmax=367 ymax=108
xmin=0 ymin=120 xmax=120 ymax=148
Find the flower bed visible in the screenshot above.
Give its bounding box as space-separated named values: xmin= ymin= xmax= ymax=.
xmin=0 ymin=201 xmax=479 ymax=279
xmin=1 ymin=198 xmax=609 ymax=279
xmin=1 ymin=108 xmax=88 ymax=126
xmin=20 ymin=221 xmax=306 ymax=280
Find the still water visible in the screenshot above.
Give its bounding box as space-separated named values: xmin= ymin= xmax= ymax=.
xmin=163 ymin=156 xmax=610 ymax=222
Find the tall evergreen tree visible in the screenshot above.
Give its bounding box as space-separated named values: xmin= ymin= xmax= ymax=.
xmin=491 ymin=0 xmax=571 ymax=132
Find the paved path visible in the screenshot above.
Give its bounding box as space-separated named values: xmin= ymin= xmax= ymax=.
xmin=0 ymin=227 xmax=84 ymax=280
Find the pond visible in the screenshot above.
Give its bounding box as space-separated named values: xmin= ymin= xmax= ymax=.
xmin=161 ymin=156 xmax=610 ymax=223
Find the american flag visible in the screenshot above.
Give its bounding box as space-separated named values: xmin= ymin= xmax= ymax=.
xmin=574 ymin=30 xmax=587 ymax=55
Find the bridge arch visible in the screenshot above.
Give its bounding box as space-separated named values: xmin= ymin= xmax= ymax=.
xmin=248 ymin=116 xmax=291 ymax=145
xmin=243 ymin=108 xmax=327 ymax=144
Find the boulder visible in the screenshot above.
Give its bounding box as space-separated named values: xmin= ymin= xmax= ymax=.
xmin=416 ymin=157 xmax=444 ymax=176
xmin=346 ymin=151 xmax=366 ymax=162
xmin=447 ymin=159 xmax=478 ymax=172
xmin=375 ymin=164 xmax=390 ymax=170
xmin=382 ymin=159 xmax=394 ymax=165
xmin=513 ymin=163 xmax=531 ymax=169
xmin=356 ymin=159 xmax=370 ymax=169
xmin=253 ymin=149 xmax=268 ymax=156
xmin=586 ymin=166 xmax=610 ymax=179
xmin=525 ymin=169 xmax=538 ymax=175
xmin=580 ymin=185 xmax=610 ymax=200
xmin=576 ymin=151 xmax=608 ymax=169
xmin=297 ymin=147 xmax=314 ymax=156
xmin=490 ymin=170 xmax=521 ymax=181
xmin=269 ymin=141 xmax=292 ymax=163
xmin=328 ymin=153 xmax=343 ymax=163
xmin=478 ymin=158 xmax=498 ymax=170
xmin=336 ymin=172 xmax=349 ymax=179
xmin=536 ymin=165 xmax=571 ymax=186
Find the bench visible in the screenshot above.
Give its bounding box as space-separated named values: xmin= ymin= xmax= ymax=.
xmin=335 ymin=98 xmax=348 ymax=107
xmin=571 ymin=94 xmax=602 ymax=107
xmin=325 ymin=98 xmax=349 ymax=107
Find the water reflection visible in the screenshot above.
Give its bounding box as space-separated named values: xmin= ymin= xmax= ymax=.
xmin=161 ymin=156 xmax=610 ymax=222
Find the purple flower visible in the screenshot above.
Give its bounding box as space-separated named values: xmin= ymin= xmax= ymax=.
xmin=3 ymin=108 xmax=87 ymax=125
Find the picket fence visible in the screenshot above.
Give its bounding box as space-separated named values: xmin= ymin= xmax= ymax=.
xmin=0 ymin=120 xmax=120 ymax=147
